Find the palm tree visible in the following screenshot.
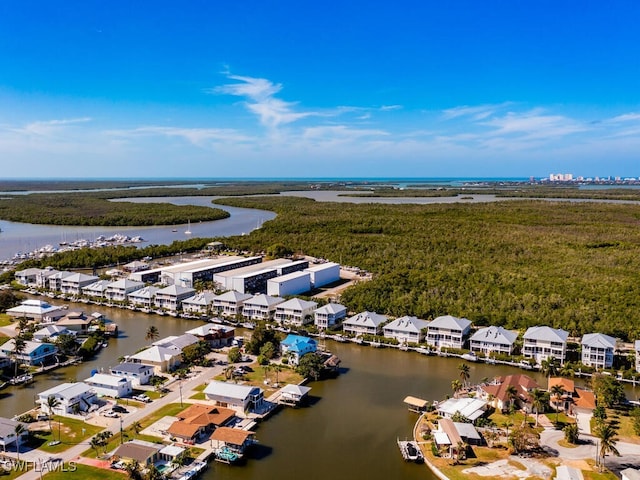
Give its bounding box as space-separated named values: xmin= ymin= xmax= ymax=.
xmin=125 ymin=459 xmax=142 ymax=480
xmin=45 ymin=396 xmax=60 ymax=433
xmin=595 ymin=423 xmax=620 ymax=471
xmin=14 ymin=423 xmax=26 ymax=462
xmin=131 ymin=421 xmax=142 ymax=438
xmin=223 ymin=365 xmax=235 ymax=380
xmin=272 ymin=363 xmax=282 ymax=387
xmin=89 ymin=436 xmax=101 ymax=455
xmin=505 ymin=385 xmax=518 ymax=412
xmin=458 ymin=363 xmax=471 ymax=389
xmin=540 ymin=357 xmax=558 ymax=378
xmin=145 ymin=325 xmax=159 ymax=342
xmin=451 ymin=379 xmax=463 ymax=398
xmin=530 ymin=388 xmax=547 ymax=427
xmin=550 ymin=384 xmax=565 ymax=424
xmin=12 ymin=336 xmax=26 ymax=379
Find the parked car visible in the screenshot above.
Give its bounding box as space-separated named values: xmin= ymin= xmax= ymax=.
xmin=132 ymin=394 xmax=151 ymax=403
xmin=112 ymin=405 xmax=128 ymax=414
xmin=102 ymin=410 xmax=119 ymax=418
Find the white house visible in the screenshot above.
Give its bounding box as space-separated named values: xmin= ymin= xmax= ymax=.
xmin=242 ymin=294 xmax=285 ymax=321
xmin=426 ymin=315 xmax=472 ymax=349
xmin=0 ymin=417 xmax=29 ymax=451
xmin=383 ymin=316 xmax=430 ymax=344
xmin=46 ymin=271 xmax=74 ymax=292
xmin=211 ymin=290 xmax=251 ymax=317
xmin=38 ymin=382 xmax=97 ymax=415
xmin=181 ymin=291 xmax=217 ymax=315
xmin=84 ymin=373 xmax=133 ymax=398
xmin=204 ymin=381 xmax=264 ymax=414
xmin=154 ymin=285 xmax=196 ymax=312
xmin=105 ymin=279 xmax=145 ymax=302
xmin=581 ymin=333 xmax=616 ymax=369
xmin=274 ymin=298 xmax=318 ymax=327
xmin=60 ymin=273 xmax=99 ymax=296
xmin=185 ymin=324 xmax=235 ymax=348
xmin=314 ymin=303 xmax=347 ymax=330
xmin=110 ymin=362 xmax=154 ymax=386
xmin=343 ymin=311 xmax=388 ymax=336
xmin=14 ymin=268 xmax=45 ymax=287
xmin=153 ymin=333 xmax=200 ymax=352
xmin=470 ymin=326 xmax=518 ymax=356
xmin=436 ymin=397 xmax=488 ymax=422
xmin=33 ymin=325 xmax=73 ymax=342
xmin=6 ymin=299 xmax=66 ymax=322
xmin=128 ymin=286 xmax=160 ymax=309
xmin=129 ymin=345 xmax=182 ymax=373
xmin=82 ymin=279 xmax=111 ymax=299
xmin=523 ymin=326 xmax=569 ymax=365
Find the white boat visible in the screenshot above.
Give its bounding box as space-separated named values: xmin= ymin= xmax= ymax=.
xmin=462 ymin=352 xmax=478 ymax=362
xmin=185 ymin=220 xmax=192 ymax=235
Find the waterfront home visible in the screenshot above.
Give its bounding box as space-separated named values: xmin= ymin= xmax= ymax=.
xmin=112 ymin=440 xmax=161 ymax=466
xmin=129 ymin=345 xmax=182 ymax=373
xmin=278 ymin=384 xmax=311 ymax=406
xmin=522 ymin=326 xmax=569 ymax=365
xmin=44 ymin=271 xmax=74 ymax=292
xmin=105 ymin=279 xmax=145 ymax=302
xmin=343 ymin=311 xmax=388 ymax=336
xmin=478 ymin=374 xmax=540 ymax=412
xmin=82 ymin=279 xmax=111 ymax=299
xmin=153 ymin=333 xmax=199 ymax=351
xmin=547 ymin=377 xmax=596 ymax=413
xmin=33 ymin=324 xmax=73 ymax=342
xmin=0 ymin=417 xmax=29 ymax=452
xmin=181 ymin=291 xmax=217 ymax=315
xmin=210 ymin=427 xmax=255 ymax=456
xmin=154 ymin=285 xmax=196 ymax=312
xmin=204 ymin=381 xmax=264 ymax=414
xmin=436 ymin=397 xmax=487 ymax=422
xmin=60 ymin=273 xmax=99 ymax=296
xmin=110 ymin=362 xmax=154 ymax=387
xmin=34 ymin=267 xmax=63 ymax=289
xmin=123 ymin=260 xmax=149 ymax=273
xmin=241 ymin=294 xmax=285 ymax=321
xmin=425 ymin=315 xmax=472 ymax=350
xmin=469 ymin=326 xmax=518 ymax=356
xmin=280 ymin=334 xmax=318 ymax=365
xmin=212 ymin=290 xmax=253 ymax=317
xmin=186 ymin=324 xmax=235 ymax=348
xmin=581 ymin=333 xmax=616 ymax=369
xmin=313 ymin=303 xmax=347 ymax=330
xmin=84 ymin=373 xmax=133 ymax=398
xmin=38 ymin=382 xmax=97 ymax=415
xmin=167 ymin=404 xmax=236 ymax=443
xmin=14 ymin=267 xmax=45 ymax=287
xmin=158 ymin=445 xmax=186 ymax=464
xmin=6 ymin=299 xmax=66 ymax=322
xmin=0 ymin=354 xmax=11 ymax=370
xmin=274 ymin=298 xmax=318 ymax=327
xmin=56 ymin=311 xmax=91 ymax=333
xmin=434 ymin=418 xmax=482 ymax=456
xmin=127 ymin=286 xmax=160 ymax=309
xmin=636 ymin=340 xmax=640 ymax=373
xmin=1 ymin=339 xmax=57 ymax=366
xmin=383 ymin=316 xmax=430 ymax=344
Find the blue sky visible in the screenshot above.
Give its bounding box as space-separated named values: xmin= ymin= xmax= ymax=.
xmin=1 ymin=1 xmax=639 ymax=178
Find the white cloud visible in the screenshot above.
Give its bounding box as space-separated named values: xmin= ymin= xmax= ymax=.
xmin=441 ymin=103 xmax=511 ymax=121
xmin=107 ymin=126 xmax=251 ymax=147
xmin=481 ymin=109 xmax=588 ymax=139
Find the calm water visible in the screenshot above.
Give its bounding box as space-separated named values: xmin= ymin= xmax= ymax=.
xmin=0 ymin=198 xmax=276 ymax=262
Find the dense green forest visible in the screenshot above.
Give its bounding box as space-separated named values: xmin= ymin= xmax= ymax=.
xmin=214 ymin=196 xmax=640 ymax=340
xmin=0 ymin=194 xmax=229 ymax=226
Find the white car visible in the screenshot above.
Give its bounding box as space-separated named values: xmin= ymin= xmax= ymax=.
xmin=102 ymin=410 xmax=119 ymax=418
xmin=132 ymin=394 xmax=151 ymax=403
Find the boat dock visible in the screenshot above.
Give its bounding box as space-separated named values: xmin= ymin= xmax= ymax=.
xmin=397 ymin=438 xmax=424 ymax=463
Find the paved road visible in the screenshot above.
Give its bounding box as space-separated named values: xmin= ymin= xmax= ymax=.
xmin=11 ymin=363 xmax=223 ymax=480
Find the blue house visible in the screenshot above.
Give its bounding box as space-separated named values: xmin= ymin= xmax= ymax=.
xmin=0 ymin=339 xmax=58 ymax=366
xmin=281 ymin=335 xmax=317 ymax=365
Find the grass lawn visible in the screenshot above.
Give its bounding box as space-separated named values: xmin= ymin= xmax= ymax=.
xmin=0 ymin=461 xmax=32 ymax=480
xmin=82 ymin=403 xmax=188 ymax=458
xmin=581 ymin=460 xmax=619 ymax=480
xmin=43 ymin=463 xmax=125 ymax=480
xmin=0 ymin=335 xmax=10 ymax=346
xmin=424 ymin=442 xmax=511 ymax=480
xmin=189 ymin=392 xmax=205 ymax=400
xmin=544 ymin=411 xmax=575 ymax=426
xmin=0 ymin=314 xmax=13 ymax=327
xmin=29 ymin=417 xmax=103 ymax=453
xmin=605 ymin=408 xmax=639 ymax=442
xmin=192 ymin=383 xmax=206 ymax=392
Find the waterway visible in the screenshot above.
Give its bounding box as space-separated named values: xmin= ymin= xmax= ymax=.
xmin=0 ymin=198 xmax=276 ymax=263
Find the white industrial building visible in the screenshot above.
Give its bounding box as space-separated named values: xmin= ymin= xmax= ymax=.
xmin=304 ymin=262 xmax=340 ymax=287
xmin=214 ymin=258 xmax=295 ymax=293
xmin=267 ymin=271 xmax=311 ymax=297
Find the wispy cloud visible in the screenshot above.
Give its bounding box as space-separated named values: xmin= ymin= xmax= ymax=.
xmin=441 ymin=103 xmax=511 ymax=121
xmin=481 ymin=109 xmax=588 ymax=140
xmin=6 ymin=117 xmax=92 ymax=137
xmin=211 ymin=74 xmax=314 ymax=129
xmin=106 ymin=126 xmax=251 ymax=147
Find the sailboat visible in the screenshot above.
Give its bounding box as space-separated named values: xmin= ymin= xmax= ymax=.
xmin=185 ymin=220 xmax=192 ymax=235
